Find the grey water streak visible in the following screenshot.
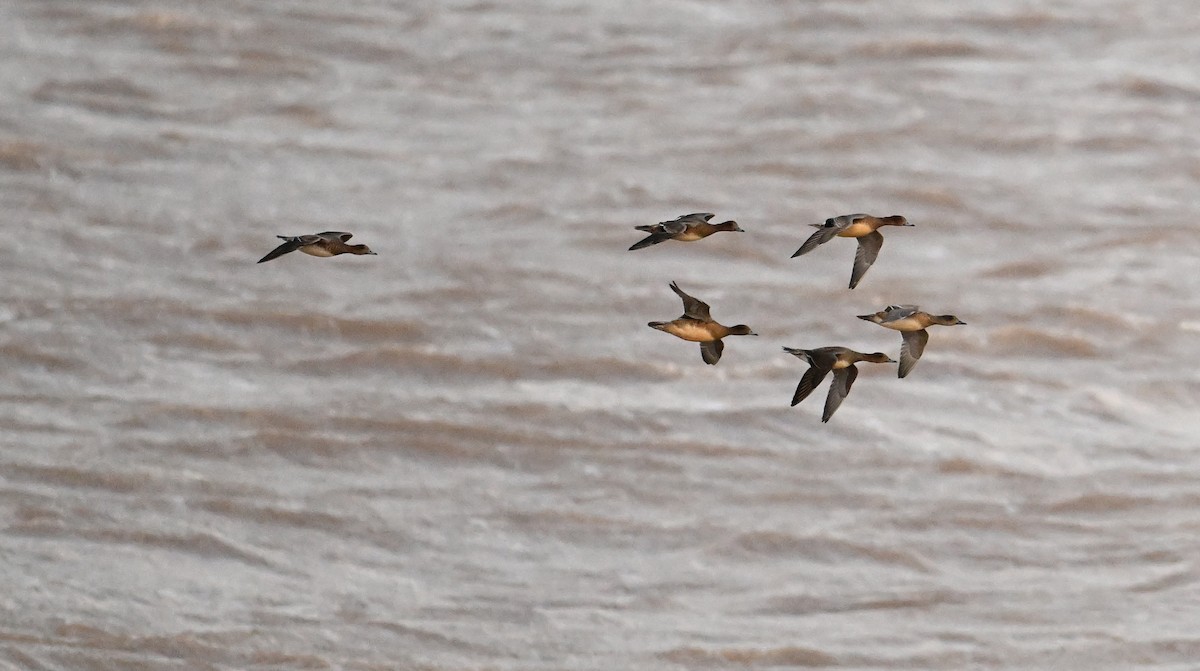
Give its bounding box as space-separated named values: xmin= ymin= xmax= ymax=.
xmin=1 ymin=0 xmax=1199 ymax=669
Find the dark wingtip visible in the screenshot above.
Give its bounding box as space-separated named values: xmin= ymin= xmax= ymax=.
xmin=789 ymin=248 xmax=803 ymax=258
xmin=629 ymin=236 xmax=663 ymax=251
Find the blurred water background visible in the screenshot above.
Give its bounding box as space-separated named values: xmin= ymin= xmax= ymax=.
xmin=2 ymin=1 xmax=1200 ymax=669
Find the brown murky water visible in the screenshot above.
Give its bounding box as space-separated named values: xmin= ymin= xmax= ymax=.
xmin=2 ymin=1 xmax=1200 ymax=669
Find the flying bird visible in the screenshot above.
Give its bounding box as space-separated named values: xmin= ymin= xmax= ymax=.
xmin=857 ymin=305 xmax=966 ymax=378
xmin=648 ymin=281 xmax=756 ymax=364
xmin=791 ymin=213 xmax=912 ymax=288
xmin=258 ymin=231 xmax=376 ymax=263
xmin=629 ymin=213 xmax=743 ymax=251
xmin=783 ymin=346 xmax=895 ymax=422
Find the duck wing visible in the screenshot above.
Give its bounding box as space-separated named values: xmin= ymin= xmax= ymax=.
xmin=629 ymin=232 xmax=673 ymax=250
xmin=629 ymin=221 xmax=687 ymax=250
xmin=258 ymin=236 xmax=311 ymax=263
xmin=669 ymin=281 xmax=712 ymax=321
xmin=898 ymin=329 xmax=929 ymax=378
xmin=849 ymin=230 xmax=883 ymax=289
xmin=316 ymin=231 xmax=353 ymax=242
xmin=791 ymin=364 xmax=830 ymax=407
xmin=881 ymin=304 xmax=920 ymax=321
xmin=822 ymin=365 xmax=859 ymax=422
xmin=664 ymin=213 xmax=715 ymax=225
xmin=700 ymin=339 xmax=723 ymax=365
xmin=635 ymin=220 xmax=686 ymax=234
xmin=791 ymin=220 xmax=844 ymax=258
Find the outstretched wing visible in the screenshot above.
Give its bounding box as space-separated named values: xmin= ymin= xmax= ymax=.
xmin=791 ymin=221 xmax=843 ymax=258
xmin=700 ymin=339 xmax=723 ymax=365
xmin=629 ymin=221 xmax=687 ymax=249
xmin=791 ymin=364 xmax=830 ymax=407
xmin=898 ymin=329 xmax=929 ymax=378
xmin=258 ymin=237 xmax=307 ymax=263
xmin=669 ymin=281 xmax=712 ymax=321
xmin=629 ymin=232 xmax=674 ymax=250
xmin=317 ymin=231 xmax=353 ymax=242
xmin=822 ymin=365 xmax=859 ymax=422
xmin=849 ymin=230 xmax=884 ymax=289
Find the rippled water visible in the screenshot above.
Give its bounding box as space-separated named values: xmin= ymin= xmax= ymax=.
xmin=3 ymin=1 xmax=1200 ymax=669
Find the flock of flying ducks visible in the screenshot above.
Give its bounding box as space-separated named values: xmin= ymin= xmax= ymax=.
xmin=632 ymin=211 xmax=966 ymax=422
xmin=257 ymin=214 xmax=965 ymax=423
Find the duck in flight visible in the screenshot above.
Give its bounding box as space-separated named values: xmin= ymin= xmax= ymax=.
xmin=648 ymin=281 xmax=757 ymax=365
xmin=857 ymin=305 xmax=965 ymax=378
xmin=629 ymin=213 xmax=743 ymax=251
xmin=783 ymin=346 xmax=895 ymax=422
xmin=258 ymin=231 xmax=376 ymax=263
xmin=791 ymin=214 xmax=912 ymax=288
